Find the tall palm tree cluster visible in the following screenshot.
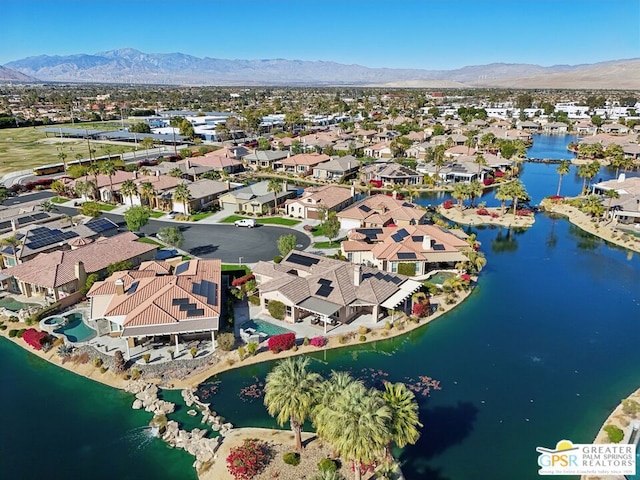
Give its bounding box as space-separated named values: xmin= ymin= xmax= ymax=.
xmin=264 ymin=357 xmax=422 ymax=480
xmin=451 ymin=181 xmax=485 ymax=209
xmin=494 ymin=179 xmax=530 ymax=215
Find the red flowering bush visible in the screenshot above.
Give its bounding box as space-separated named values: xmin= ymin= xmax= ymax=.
xmin=548 ymin=195 xmax=563 ymax=203
xmin=460 ymin=274 xmax=471 ymax=282
xmin=231 ymin=274 xmax=255 ymax=287
xmin=22 ymin=328 xmax=47 ymax=350
xmin=412 ymin=302 xmax=430 ymax=318
xmin=310 ymin=336 xmax=327 ymax=347
xmin=483 ymin=177 xmax=494 ymax=186
xmin=490 ymin=212 xmax=499 ymax=218
xmin=226 ymin=438 xmax=271 ymax=480
xmin=494 ymin=171 xmax=504 ymax=177
xmin=369 ymin=180 xmax=383 ymax=188
xmin=516 ymin=209 xmax=532 ymax=216
xmin=442 ymin=199 xmax=454 ymax=210
xmin=268 ymin=333 xmax=296 ymax=353
xmin=476 ymin=208 xmax=489 ymax=216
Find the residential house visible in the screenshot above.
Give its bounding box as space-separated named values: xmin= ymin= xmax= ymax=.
xmin=168 ymin=179 xmax=230 ymax=215
xmin=333 ymin=140 xmax=365 ymax=155
xmin=601 ymin=123 xmax=630 ymax=135
xmin=273 ymin=153 xmax=331 ymax=176
xmin=592 ymin=175 xmax=640 ymax=225
xmin=252 ymin=250 xmax=422 ymax=327
xmin=341 ymin=224 xmax=470 ymax=276
xmin=337 ymin=194 xmax=426 ymax=230
xmin=405 ymin=142 xmax=431 ymax=160
xmin=284 ymin=185 xmax=356 ymax=219
xmin=361 ymin=162 xmax=423 ymax=186
xmin=574 ymin=121 xmax=598 ymax=136
xmin=363 ymin=142 xmax=393 ymax=159
xmin=243 ymin=150 xmax=290 ymax=171
xmin=0 ymin=217 xmax=119 ymax=268
xmin=218 ymin=180 xmax=297 ymax=214
xmin=1 ymin=232 xmax=157 ymax=301
xmin=87 ymin=259 xmax=221 ymax=356
xmin=312 ymin=155 xmax=359 ymax=181
xmin=0 ymin=204 xmax=64 ymax=235
xmin=543 ymin=122 xmax=569 ymax=134
xmin=517 ymin=121 xmax=541 ymax=132
xmin=355 ymin=129 xmax=378 ymax=144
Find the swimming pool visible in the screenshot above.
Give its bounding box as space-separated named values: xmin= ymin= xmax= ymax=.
xmin=425 ymin=271 xmax=457 ymax=285
xmin=0 ymin=297 xmax=39 ymax=312
xmin=243 ymin=319 xmax=293 ymax=337
xmin=54 ymin=313 xmax=96 ymax=343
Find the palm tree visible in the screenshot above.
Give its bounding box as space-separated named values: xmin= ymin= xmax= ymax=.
xmin=314 ymin=380 xmax=391 ymax=480
xmin=264 ymin=356 xmax=322 ymax=452
xmin=39 ymin=200 xmax=56 ymax=213
xmin=582 ymin=195 xmax=605 ymax=219
xmin=140 ymin=181 xmax=155 ymax=208
xmin=0 ymin=235 xmax=21 ymax=266
xmin=452 ymin=183 xmax=469 ymax=210
xmin=120 ymin=179 xmax=138 ymax=206
xmin=172 ymin=182 xmax=192 ymax=216
xmin=577 ymin=163 xmax=590 ymax=195
xmin=381 ymin=382 xmax=422 ymax=456
xmin=603 ymin=188 xmax=620 ymax=221
xmin=141 ymin=137 xmax=154 ymax=159
xmin=267 ymin=178 xmax=282 ymax=214
xmin=474 ymin=154 xmax=487 ymax=177
xmin=467 ymin=180 xmax=484 ymax=207
xmin=495 ymin=182 xmax=512 ymax=216
xmin=406 ymin=186 xmax=420 ymax=203
xmin=555 ymin=160 xmax=571 ymax=196
xmin=57 ymin=151 xmax=68 ymax=171
xmin=168 ymin=167 xmax=183 ymax=178
xmin=100 ymin=161 xmax=117 ymax=203
xmin=509 ymin=179 xmax=529 ymax=214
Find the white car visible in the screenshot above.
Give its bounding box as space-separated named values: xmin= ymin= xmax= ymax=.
xmin=234 ymin=219 xmax=256 ymax=228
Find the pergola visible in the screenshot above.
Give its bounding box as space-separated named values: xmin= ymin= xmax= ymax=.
xmin=297 ymin=297 xmax=342 ymax=335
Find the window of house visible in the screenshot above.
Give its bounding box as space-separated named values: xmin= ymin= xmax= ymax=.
xmin=286 ymin=305 xmax=292 ymax=317
xmin=347 ymin=252 xmax=353 ymax=262
xmin=391 ymin=262 xmax=398 ymax=273
xmin=264 ymin=299 xmax=269 ymax=309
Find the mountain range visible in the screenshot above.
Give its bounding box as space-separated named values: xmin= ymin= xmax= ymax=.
xmin=2 ymin=48 xmax=639 ymax=89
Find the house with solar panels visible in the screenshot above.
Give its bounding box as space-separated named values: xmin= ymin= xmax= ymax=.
xmin=341 ymin=225 xmax=471 ymax=276
xmin=336 ymin=194 xmax=426 ymax=230
xmin=1 ymin=232 xmax=157 ymax=301
xmin=252 ymin=250 xmax=422 ymax=330
xmin=87 ymin=259 xmax=221 ymax=357
xmin=0 ymin=217 xmax=119 ymax=268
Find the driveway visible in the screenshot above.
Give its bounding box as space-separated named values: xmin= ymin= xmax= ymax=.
xmin=54 ymin=206 xmax=310 ymax=263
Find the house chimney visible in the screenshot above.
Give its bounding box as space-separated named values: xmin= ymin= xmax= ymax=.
xmin=226 ymin=180 xmax=231 ymax=190
xmin=392 ymin=190 xmax=398 ymax=200
xmin=351 ymin=185 xmax=356 ymax=197
xmin=282 ymin=180 xmax=288 ymax=193
xmin=618 ymin=173 xmax=626 ymax=183
xmin=155 ymin=170 xmax=160 ymax=177
xmin=354 ymin=264 xmax=362 ymax=287
xmin=422 ymin=235 xmax=432 ymax=250
xmin=75 ymin=261 xmax=87 ymax=287
xmin=186 ymin=159 xmax=190 ymax=169
xmin=10 ymin=218 xmax=17 ymax=232
xmin=115 ymin=278 xmax=125 ymax=295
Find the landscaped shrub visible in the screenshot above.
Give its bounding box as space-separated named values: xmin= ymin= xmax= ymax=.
xmin=100 ymin=366 xmax=108 ymax=374
xmin=338 ymin=334 xmax=348 ymax=344
xmin=515 ymin=208 xmax=532 ymax=216
xmin=397 ymin=262 xmax=416 ymax=276
xmin=190 ymin=347 xmax=198 ymax=358
xmin=246 ymin=342 xmax=258 ymax=356
xmin=442 ymin=199 xmax=454 ymax=209
xmin=248 ymin=295 xmax=260 ymax=306
xmin=483 ymin=177 xmax=494 ymax=186
xmin=217 ymin=332 xmax=235 ymax=351
xmin=0 ymin=325 xmax=6 ymax=331
xmin=303 ymin=336 xmax=310 ymax=346
xmin=226 ymin=438 xmax=271 ymax=480
xmin=231 ymin=274 xmax=256 ymax=287
xmin=384 ymin=321 xmax=392 ymax=330
xmin=113 ymin=350 xmax=126 ymax=372
xmin=310 ymin=336 xmax=327 ymax=347
xmin=273 ymin=255 xmax=283 ymax=264
xmin=358 ymin=326 xmax=369 ymax=335
xmin=283 ymin=452 xmax=301 ymax=466
xmin=412 ymin=302 xmax=430 ymax=318
xmin=622 ymin=399 xmax=640 ymax=417
xmin=237 ymin=345 xmax=246 ymax=360
xmin=267 ymin=300 xmax=286 ymax=320
xmin=604 ymin=424 xmax=624 ymax=443
xmin=131 ymin=369 xmax=142 ymax=380
xmin=318 ymin=458 xmax=338 ymax=473
xmin=22 ymin=328 xmax=47 ymax=350
xmin=359 ymin=335 xmax=367 ymax=342
xmin=8 ymin=316 xmax=18 ymax=323
xmin=476 ymin=208 xmax=490 ymax=216
xmin=268 ymin=333 xmax=296 ymax=353
xmin=93 ymin=357 xmax=103 ymax=367
xmin=16 ymin=328 xmax=26 ymax=338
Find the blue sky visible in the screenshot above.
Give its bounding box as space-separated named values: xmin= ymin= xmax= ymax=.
xmin=2 ymin=0 xmax=639 ymax=69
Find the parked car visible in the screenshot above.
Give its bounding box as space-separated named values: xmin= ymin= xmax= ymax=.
xmin=167 ymin=211 xmax=177 ymax=219
xmin=234 ymin=218 xmax=256 ymax=228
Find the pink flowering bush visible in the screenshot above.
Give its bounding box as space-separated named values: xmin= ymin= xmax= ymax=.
xmin=483 ymin=177 xmax=494 ymax=186
xmin=231 ymin=274 xmax=255 ymax=287
xmin=310 ymin=336 xmax=327 ymax=347
xmin=268 ymin=333 xmax=296 ymax=353
xmin=476 ymin=208 xmax=490 ymax=216
xmin=22 ymin=328 xmax=47 ymax=350
xmin=494 ymin=171 xmax=504 ymax=178
xmin=226 ymin=438 xmax=271 ymax=480
xmin=490 ymin=212 xmax=499 ymax=218
xmin=412 ymin=302 xmax=430 ymax=318
xmin=460 ymin=274 xmax=471 ymax=282
xmin=515 ymin=208 xmax=532 ymax=216
xmin=442 ymin=199 xmax=454 ymax=210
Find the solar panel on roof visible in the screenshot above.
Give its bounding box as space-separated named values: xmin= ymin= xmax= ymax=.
xmin=358 ymin=228 xmax=383 ymax=239
xmin=397 ymin=252 xmax=417 ymax=260
xmin=175 ymin=262 xmax=190 ymax=275
xmin=358 ymin=205 xmax=371 ymax=212
xmin=179 ymin=303 xmax=198 ymax=311
xmin=31 ymin=212 xmax=48 ymax=221
xmin=411 ymin=236 xmax=423 ymax=242
xmin=0 ymin=221 xmax=11 ymax=230
xmin=287 ymin=253 xmax=320 ymax=268
xmin=85 ymin=218 xmax=116 ymax=233
xmin=186 ymin=308 xmax=205 ymax=317
xmin=172 ymin=298 xmax=189 ymax=305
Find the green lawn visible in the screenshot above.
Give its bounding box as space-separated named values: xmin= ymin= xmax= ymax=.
xmin=136 ymin=237 xmax=164 ymax=247
xmin=221 ymin=264 xmax=251 ymax=276
xmin=0 ymin=124 xmax=137 ymax=176
xmin=50 ymin=196 xmax=71 ymax=204
xmin=190 ymin=211 xmax=214 ymax=221
xmin=95 ymin=203 xmax=117 ymax=211
xmin=312 ymin=238 xmax=345 ymax=249
xmin=220 ymin=215 xmax=300 ymax=226
xmin=149 ymin=211 xmax=165 ymax=218
xmin=310 ymin=224 xmax=326 ymax=237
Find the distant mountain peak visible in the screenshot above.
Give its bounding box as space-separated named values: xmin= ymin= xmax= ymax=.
xmin=3 ymin=49 xmax=639 ymax=89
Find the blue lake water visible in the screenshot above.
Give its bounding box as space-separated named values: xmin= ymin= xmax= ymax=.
xmin=527 ymin=134 xmax=579 ymax=160
xmin=0 ymin=134 xmax=634 ymax=480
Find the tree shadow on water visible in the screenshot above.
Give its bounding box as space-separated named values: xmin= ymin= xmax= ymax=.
xmin=399 ymin=401 xmax=478 ymax=480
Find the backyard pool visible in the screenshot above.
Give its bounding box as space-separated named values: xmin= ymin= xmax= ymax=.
xmin=243 ymin=319 xmax=293 ymax=337
xmin=54 ymin=313 xmax=96 ymax=343
xmin=0 ymin=297 xmax=39 ymax=312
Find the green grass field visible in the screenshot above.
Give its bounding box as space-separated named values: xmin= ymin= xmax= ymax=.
xmin=220 ymin=215 xmax=301 ymax=226
xmin=149 ymin=211 xmax=165 ymax=218
xmin=312 ymin=238 xmax=345 ymax=248
xmin=136 ymin=237 xmax=164 ymax=247
xmin=190 ymin=211 xmax=214 ymax=221
xmin=0 ymin=122 xmax=137 ymax=176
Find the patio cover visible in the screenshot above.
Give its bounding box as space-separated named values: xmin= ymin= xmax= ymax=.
xmin=381 ymin=279 xmax=422 ymax=309
xmin=421 ymin=251 xmax=469 ymax=263
xmin=121 ymin=317 xmax=218 ymax=338
xmin=297 ymin=297 xmax=341 ymax=317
